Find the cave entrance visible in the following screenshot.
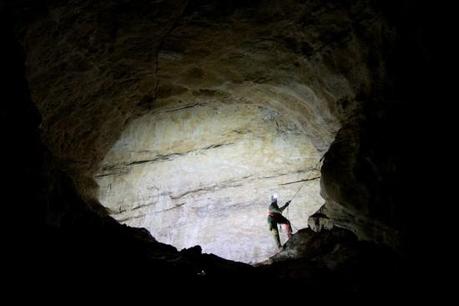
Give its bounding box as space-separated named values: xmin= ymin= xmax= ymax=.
xmin=94 ymin=84 xmax=335 ymax=263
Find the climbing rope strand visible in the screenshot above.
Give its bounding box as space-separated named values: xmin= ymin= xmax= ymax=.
xmin=289 ymin=160 xmax=322 ymax=203
xmin=291 ymin=180 xmax=307 ymax=202
xmin=286 ymin=175 xmax=308 ymax=216
xmin=285 ymin=159 xmax=322 ymax=228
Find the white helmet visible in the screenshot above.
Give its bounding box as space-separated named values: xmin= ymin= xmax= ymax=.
xmin=271 ymin=193 xmax=278 ymax=202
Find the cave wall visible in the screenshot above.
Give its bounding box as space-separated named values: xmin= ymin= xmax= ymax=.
xmin=95 ymin=93 xmax=325 ymax=262
xmin=2 ymin=4 xmax=264 ymax=285
xmin=12 ymin=0 xmax=426 ymax=255
xmin=316 ymin=1 xmax=436 ymax=251
xmin=16 ymin=0 xmax=190 ymax=200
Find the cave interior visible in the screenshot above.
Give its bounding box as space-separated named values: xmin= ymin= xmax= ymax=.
xmin=1 ymin=0 xmax=442 ymax=298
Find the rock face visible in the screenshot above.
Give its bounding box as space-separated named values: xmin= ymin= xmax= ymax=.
xmin=18 ymin=0 xmax=190 ymax=199
xmin=1 ymin=11 xmax=265 ymax=285
xmin=95 ymin=95 xmax=326 ymax=263
xmin=86 ymin=0 xmax=384 ymax=263
xmin=6 ymin=0 xmax=440 ymax=297
xmin=15 ymin=0 xmax=421 ymax=260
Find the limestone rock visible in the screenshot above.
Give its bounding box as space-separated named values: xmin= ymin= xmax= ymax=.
xmin=95 ymin=99 xmax=325 ymax=263
xmin=16 ymin=0 xmax=408 ymax=260
xmin=308 ymin=211 xmax=333 ymax=232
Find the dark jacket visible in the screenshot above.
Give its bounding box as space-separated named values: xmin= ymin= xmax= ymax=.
xmin=268 ymin=201 xmax=290 ymax=215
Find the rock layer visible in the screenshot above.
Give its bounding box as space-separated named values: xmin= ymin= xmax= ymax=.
xmin=95 ymin=93 xmax=327 ymax=262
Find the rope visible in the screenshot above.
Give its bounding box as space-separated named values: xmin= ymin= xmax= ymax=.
xmin=290 ymin=179 xmax=308 ymax=202
xmin=285 ymin=183 xmax=305 ymax=229
xmin=292 ymin=159 xmax=322 ymax=200
xmin=284 ymin=159 xmax=323 ymax=231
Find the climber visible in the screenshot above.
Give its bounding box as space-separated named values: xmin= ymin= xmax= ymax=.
xmin=267 ymin=193 xmax=292 ymax=249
